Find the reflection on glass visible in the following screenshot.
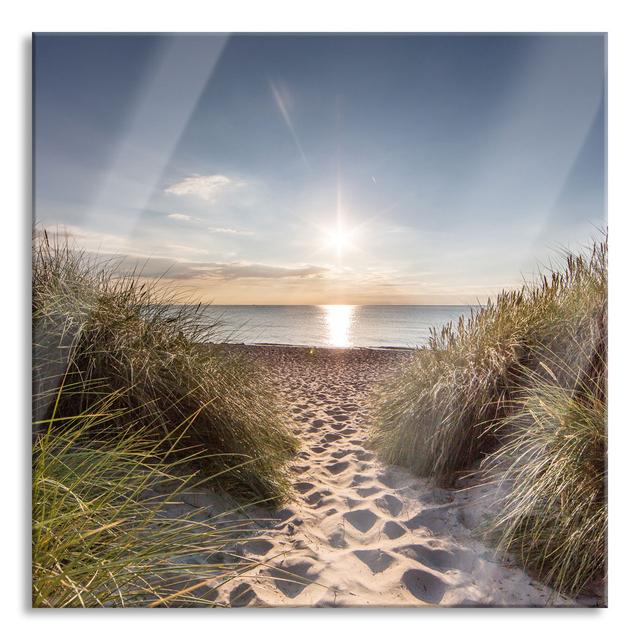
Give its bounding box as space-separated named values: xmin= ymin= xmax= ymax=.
xmin=322 ymin=305 xmax=355 ymax=348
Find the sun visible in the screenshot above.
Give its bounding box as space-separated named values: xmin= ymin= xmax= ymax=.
xmin=324 ymin=223 xmax=354 ymax=257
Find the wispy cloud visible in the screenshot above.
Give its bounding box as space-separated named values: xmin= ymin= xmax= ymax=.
xmin=208 ymin=227 xmax=254 ymax=236
xmin=167 ymin=214 xmax=253 ymax=238
xmin=104 ymin=254 xmax=328 ymax=281
xmin=36 ymin=224 xmax=138 ymax=255
xmin=165 ymin=244 xmax=210 ymax=255
xmin=164 ymin=174 xmax=238 ymax=201
xmin=217 ymin=263 xmax=325 ymax=279
xmin=37 ymin=227 xmax=326 ymax=284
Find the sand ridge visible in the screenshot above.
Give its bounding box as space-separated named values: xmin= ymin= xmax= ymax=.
xmin=209 ymin=345 xmax=575 ymax=607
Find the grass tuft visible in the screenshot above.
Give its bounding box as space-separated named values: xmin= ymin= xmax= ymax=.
xmin=32 ymin=230 xmax=299 ymax=606
xmin=33 ymin=388 xmax=258 ymax=607
xmin=481 ymin=345 xmax=606 ymax=597
xmin=33 ymin=231 xmax=297 ymax=503
xmin=370 ymin=237 xmax=607 ymax=596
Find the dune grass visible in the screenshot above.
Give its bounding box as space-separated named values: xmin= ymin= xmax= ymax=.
xmin=481 ymin=349 xmax=606 ymax=597
xmin=370 ymin=238 xmax=607 ymax=596
xmin=33 ymin=232 xmax=297 ymax=503
xmin=33 ymin=388 xmax=258 ymax=607
xmin=32 ymin=232 xmax=299 ymax=606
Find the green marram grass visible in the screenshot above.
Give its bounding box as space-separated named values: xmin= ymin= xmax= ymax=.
xmin=32 ymin=230 xmax=299 ymax=606
xmin=33 ymin=231 xmax=297 ymax=502
xmin=482 ymin=352 xmax=606 ymax=598
xmin=33 ymin=388 xmax=257 ymax=607
xmin=370 ymin=238 xmax=607 ymax=596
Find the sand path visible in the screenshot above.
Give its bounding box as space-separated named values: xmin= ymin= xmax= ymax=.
xmin=213 ymin=346 xmax=573 ymax=607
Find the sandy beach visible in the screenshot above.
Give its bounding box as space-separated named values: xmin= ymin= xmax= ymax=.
xmin=191 ymin=345 xmax=578 ymax=607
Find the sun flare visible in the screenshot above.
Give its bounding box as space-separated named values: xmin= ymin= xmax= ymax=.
xmin=324 ymin=223 xmax=355 ymax=257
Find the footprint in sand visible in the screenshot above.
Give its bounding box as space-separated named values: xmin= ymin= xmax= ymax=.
xmin=401 ymin=569 xmax=447 ymax=605
xmin=350 ymin=473 xmax=373 ymax=486
xmin=275 ymin=507 xmax=295 ymax=520
xmin=229 ymin=582 xmax=260 ymax=607
xmin=326 ymin=461 xmax=350 ymax=475
xmin=242 ymin=539 xmax=275 ymax=556
xmin=356 ymin=486 xmax=381 ymax=498
xmin=306 ymin=489 xmax=331 ymax=505
xmin=294 ymin=481 xmax=315 ymax=494
xmin=267 ymin=560 xmax=318 ymax=599
xmin=382 ymin=521 xmax=407 ymax=539
xmin=404 ymin=508 xmax=449 ymax=534
xmin=375 ymin=494 xmax=404 ymax=517
xmin=328 ymin=530 xmax=347 ymax=549
xmin=394 ymin=543 xmax=475 ymax=573
xmin=343 ymin=508 xmax=379 ymax=533
xmin=353 ymin=549 xmax=395 ymax=574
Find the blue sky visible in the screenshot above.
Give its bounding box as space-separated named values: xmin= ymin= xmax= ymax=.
xmin=34 ymin=34 xmax=606 ymax=304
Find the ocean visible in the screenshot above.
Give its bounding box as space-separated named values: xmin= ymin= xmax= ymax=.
xmin=184 ymin=305 xmax=479 ymax=349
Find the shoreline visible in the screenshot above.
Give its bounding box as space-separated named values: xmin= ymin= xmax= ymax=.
xmin=213 ymin=341 xmax=417 ymax=352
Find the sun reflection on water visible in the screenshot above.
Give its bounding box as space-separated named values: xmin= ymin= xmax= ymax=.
xmin=321 ymin=305 xmax=355 ymax=348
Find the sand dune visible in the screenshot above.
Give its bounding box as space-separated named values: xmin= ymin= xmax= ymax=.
xmin=201 ymin=346 xmax=578 ymax=607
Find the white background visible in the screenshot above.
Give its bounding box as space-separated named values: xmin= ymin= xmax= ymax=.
xmin=2 ymin=0 xmax=638 ymax=636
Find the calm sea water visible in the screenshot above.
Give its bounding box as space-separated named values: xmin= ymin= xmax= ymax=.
xmin=186 ymin=305 xmax=479 ymax=349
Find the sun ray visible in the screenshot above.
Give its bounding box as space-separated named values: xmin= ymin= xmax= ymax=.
xmin=269 ymin=79 xmax=310 ymax=170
